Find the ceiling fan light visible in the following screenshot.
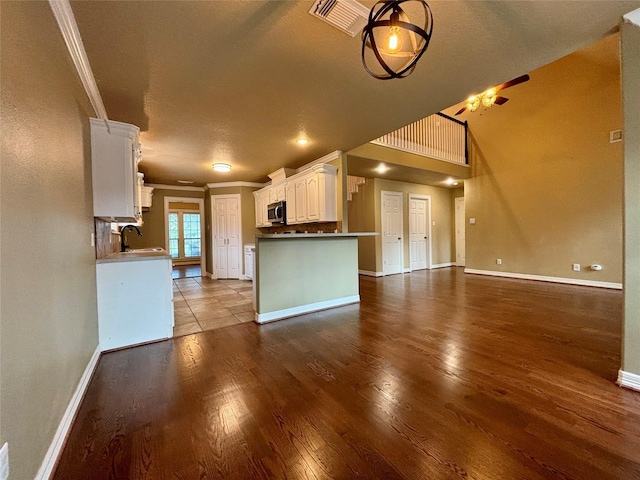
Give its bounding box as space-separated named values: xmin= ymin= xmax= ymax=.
xmin=212 ymin=163 xmax=231 ymax=172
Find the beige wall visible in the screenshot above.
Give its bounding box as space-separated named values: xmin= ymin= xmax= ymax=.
xmin=374 ymin=178 xmax=454 ymax=270
xmin=622 ymin=21 xmax=640 ymax=375
xmin=347 ymin=175 xmax=455 ymax=273
xmin=129 ymin=188 xmax=205 ymax=252
xmin=462 ymin=35 xmax=623 ymax=283
xmin=207 ymin=186 xmax=260 ymax=276
xmin=450 ymin=187 xmax=465 ymax=261
xmin=1 ymin=3 xmax=99 ymax=478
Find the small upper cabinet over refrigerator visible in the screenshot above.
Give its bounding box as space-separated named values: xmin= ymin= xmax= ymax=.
xmin=90 ymin=118 xmax=142 ymax=222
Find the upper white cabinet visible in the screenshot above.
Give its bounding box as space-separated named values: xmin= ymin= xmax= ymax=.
xmin=90 ymin=118 xmax=141 ymax=222
xmin=254 ymin=163 xmax=338 ymax=227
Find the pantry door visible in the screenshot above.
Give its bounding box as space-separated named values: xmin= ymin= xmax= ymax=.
xmin=212 ymin=194 xmax=242 ymax=279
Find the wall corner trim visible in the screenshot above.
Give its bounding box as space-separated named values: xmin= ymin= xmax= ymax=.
xmin=256 ymin=295 xmax=360 ymax=323
xmin=207 ymin=181 xmax=266 ymax=189
xmin=464 ymin=268 xmax=622 ymax=290
xmin=35 ymin=345 xmax=101 ymax=480
xmin=358 ymin=270 xmax=383 ymax=277
xmin=617 ymin=369 xmax=640 ymax=392
xmin=432 ymin=262 xmax=455 ymax=269
xmin=48 ymin=0 xmax=108 ymax=120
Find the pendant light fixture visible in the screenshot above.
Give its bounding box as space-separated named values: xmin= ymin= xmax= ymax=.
xmin=362 ymin=0 xmax=433 ymax=80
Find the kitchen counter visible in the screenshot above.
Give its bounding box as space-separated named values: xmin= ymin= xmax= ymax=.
xmin=97 ymin=248 xmax=170 ymax=264
xmin=256 ymin=232 xmax=377 ymax=239
xmin=254 ymin=233 xmax=377 ymax=324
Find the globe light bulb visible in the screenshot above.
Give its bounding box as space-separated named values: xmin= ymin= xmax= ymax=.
xmin=386 ymin=26 xmax=402 ymax=54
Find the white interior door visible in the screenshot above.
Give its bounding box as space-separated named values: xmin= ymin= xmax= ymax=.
xmin=455 ymin=197 xmax=466 ymax=267
xmin=409 ymin=195 xmax=431 ymax=271
xmin=212 ymin=195 xmax=242 ymax=279
xmin=382 ymin=191 xmax=403 ymax=276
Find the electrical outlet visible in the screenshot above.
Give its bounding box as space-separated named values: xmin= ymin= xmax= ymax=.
xmin=496 ymin=258 xmax=502 ymax=265
xmin=573 ymin=263 xmax=581 ymax=272
xmin=0 ymin=442 xmax=9 ymax=480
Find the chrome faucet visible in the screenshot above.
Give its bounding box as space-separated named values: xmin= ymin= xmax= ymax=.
xmin=120 ymin=225 xmax=142 ymax=252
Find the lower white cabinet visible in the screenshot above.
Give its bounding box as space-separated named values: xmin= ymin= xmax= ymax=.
xmin=244 ymin=244 xmax=255 ymax=280
xmin=96 ymin=256 xmax=174 ymax=351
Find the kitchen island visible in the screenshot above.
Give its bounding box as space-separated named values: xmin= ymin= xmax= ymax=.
xmin=254 ymin=233 xmax=376 ymax=323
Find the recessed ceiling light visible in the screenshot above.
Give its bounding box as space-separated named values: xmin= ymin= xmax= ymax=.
xmin=376 ymin=163 xmax=388 ymax=174
xmin=446 ymin=178 xmax=455 ymax=185
xmin=296 ymin=138 xmax=309 ymax=145
xmin=212 ymin=163 xmax=231 ymax=172
xmin=177 ymin=180 xmax=194 ymax=184
xmin=453 ymin=182 xmax=459 ymax=186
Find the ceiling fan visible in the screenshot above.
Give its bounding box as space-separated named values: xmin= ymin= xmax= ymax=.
xmin=455 ymin=74 xmax=530 ymax=115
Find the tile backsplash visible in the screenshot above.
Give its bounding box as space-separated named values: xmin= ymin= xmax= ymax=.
xmin=95 ymin=218 xmax=120 ymax=259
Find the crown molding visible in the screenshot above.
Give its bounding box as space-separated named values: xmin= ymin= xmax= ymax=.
xmin=624 ymin=8 xmax=640 ymax=27
xmin=296 ymin=150 xmax=343 ymax=173
xmin=146 ymin=183 xmax=205 ymax=192
xmin=48 ymin=0 xmax=108 ymax=120
xmin=206 ymin=182 xmax=266 ymax=189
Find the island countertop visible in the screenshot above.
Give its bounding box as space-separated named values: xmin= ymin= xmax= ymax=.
xmin=96 ymin=248 xmax=170 ymax=264
xmin=256 ymin=232 xmax=377 ymax=239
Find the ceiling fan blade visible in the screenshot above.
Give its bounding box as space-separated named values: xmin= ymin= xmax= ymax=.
xmin=496 ymin=74 xmax=530 ymax=91
xmin=494 ymin=96 xmax=509 ymax=105
xmin=455 ymin=105 xmax=468 ymax=115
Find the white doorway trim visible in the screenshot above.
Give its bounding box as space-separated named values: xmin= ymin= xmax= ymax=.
xmin=210 ymin=194 xmax=243 ymax=280
xmin=381 ymin=190 xmax=404 ymax=276
xmin=455 ymin=197 xmax=465 ymax=267
xmin=408 ymin=193 xmax=432 ymax=271
xmin=163 ymin=196 xmax=206 ymax=275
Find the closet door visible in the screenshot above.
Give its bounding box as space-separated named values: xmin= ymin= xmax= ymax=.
xmin=212 ymin=195 xmax=242 ymax=279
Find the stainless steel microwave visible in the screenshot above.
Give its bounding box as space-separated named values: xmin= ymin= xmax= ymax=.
xmin=267 ymin=201 xmax=286 ymax=224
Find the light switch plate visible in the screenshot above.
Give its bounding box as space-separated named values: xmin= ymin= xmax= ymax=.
xmin=0 ymin=442 xmax=9 ymax=480
xmin=469 ymin=218 xmax=476 ymax=224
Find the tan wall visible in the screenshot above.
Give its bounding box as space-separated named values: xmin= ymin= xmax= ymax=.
xmin=450 ymin=187 xmax=465 ymax=261
xmin=129 ymin=188 xmax=205 ymax=253
xmin=347 ymin=176 xmax=454 ymax=273
xmin=207 ymin=186 xmax=260 ymax=276
xmin=463 ymin=35 xmax=623 ymax=283
xmin=347 ymin=178 xmax=377 ymax=271
xmin=622 ymin=22 xmax=640 ymax=374
xmin=0 ymin=3 xmax=99 ymax=478
xmin=374 ymin=178 xmax=454 ymax=270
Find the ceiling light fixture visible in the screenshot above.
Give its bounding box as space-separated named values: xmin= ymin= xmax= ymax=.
xmin=362 ymin=0 xmax=434 ymax=80
xmin=177 ymin=180 xmax=194 ymax=184
xmin=296 ymin=138 xmax=309 ymax=145
xmin=212 ymin=163 xmax=231 ymax=172
xmin=376 ymin=163 xmax=389 ymax=174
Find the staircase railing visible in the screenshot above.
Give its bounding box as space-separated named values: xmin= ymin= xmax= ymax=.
xmin=371 ymin=112 xmax=468 ymax=165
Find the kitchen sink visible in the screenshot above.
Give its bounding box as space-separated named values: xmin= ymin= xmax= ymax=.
xmin=122 ymin=247 xmax=164 ymax=253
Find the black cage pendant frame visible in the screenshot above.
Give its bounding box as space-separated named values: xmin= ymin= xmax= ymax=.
xmin=362 ymin=0 xmax=434 ymax=80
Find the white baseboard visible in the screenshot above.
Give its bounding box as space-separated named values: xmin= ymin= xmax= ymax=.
xmin=432 ymin=262 xmax=455 ymax=269
xmin=464 ymin=268 xmax=622 ymax=290
xmin=35 ymin=345 xmax=101 ymax=480
xmin=617 ymin=370 xmax=640 ymax=392
xmin=256 ymin=295 xmax=360 ymax=324
xmin=358 ymin=270 xmax=383 ymax=277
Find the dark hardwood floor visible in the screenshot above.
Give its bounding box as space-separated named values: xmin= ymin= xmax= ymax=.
xmin=53 ymin=268 xmax=640 ymax=479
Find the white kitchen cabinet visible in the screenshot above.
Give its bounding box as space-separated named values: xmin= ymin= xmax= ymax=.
xmin=254 ymin=189 xmax=272 ymax=227
xmin=254 ymin=163 xmax=338 ymax=227
xmin=141 ymin=186 xmax=154 ymax=209
xmin=285 ymin=182 xmax=296 ymax=225
xmin=90 ymin=118 xmax=142 ymax=222
xmin=96 ymin=255 xmax=174 ymax=351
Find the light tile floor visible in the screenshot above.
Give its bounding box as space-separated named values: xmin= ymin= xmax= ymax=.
xmin=172 ymin=277 xmax=254 ymax=337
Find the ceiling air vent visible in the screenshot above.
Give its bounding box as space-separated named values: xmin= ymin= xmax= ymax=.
xmin=308 ymin=0 xmax=370 ymax=37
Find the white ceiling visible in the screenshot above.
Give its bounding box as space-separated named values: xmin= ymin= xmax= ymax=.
xmin=70 ymin=0 xmax=640 ymax=186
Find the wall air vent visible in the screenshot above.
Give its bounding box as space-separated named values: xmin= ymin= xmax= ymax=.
xmin=308 ymin=0 xmax=370 ymax=37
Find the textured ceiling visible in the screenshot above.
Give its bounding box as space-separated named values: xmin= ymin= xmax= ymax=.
xmin=70 ymin=0 xmax=640 ymax=186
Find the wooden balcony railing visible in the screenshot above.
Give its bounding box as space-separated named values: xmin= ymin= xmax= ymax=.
xmin=371 ymin=112 xmax=468 ymax=165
